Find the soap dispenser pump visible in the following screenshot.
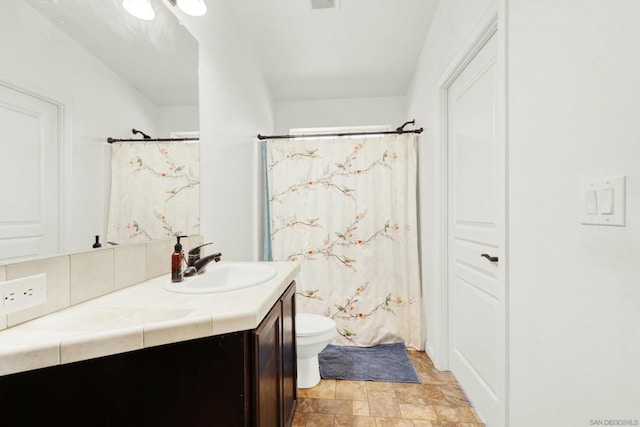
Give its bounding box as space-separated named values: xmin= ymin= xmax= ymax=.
xmin=171 ymin=235 xmax=187 ymax=283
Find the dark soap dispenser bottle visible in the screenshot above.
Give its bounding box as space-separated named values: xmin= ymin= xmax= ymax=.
xmin=171 ymin=235 xmax=187 ymax=283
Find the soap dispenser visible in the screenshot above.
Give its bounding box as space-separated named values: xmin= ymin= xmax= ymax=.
xmin=171 ymin=235 xmax=187 ymax=283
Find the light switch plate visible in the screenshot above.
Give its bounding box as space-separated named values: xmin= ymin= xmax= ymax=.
xmin=581 ymin=176 xmax=626 ymax=226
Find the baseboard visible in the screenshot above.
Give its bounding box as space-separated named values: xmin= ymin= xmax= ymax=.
xmin=425 ymin=340 xmax=450 ymax=371
xmin=425 ymin=340 xmax=436 ymax=360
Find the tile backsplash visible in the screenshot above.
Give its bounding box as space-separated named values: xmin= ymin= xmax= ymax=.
xmin=70 ymin=249 xmax=115 ymax=305
xmin=6 ymin=255 xmax=70 ymax=328
xmin=0 ymin=236 xmax=203 ymax=332
xmin=0 ymin=266 xmax=6 ymax=329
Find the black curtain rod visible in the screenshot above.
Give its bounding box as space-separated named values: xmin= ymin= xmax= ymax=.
xmin=257 ymin=119 xmax=423 ymax=140
xmin=257 ymin=128 xmax=423 ymax=140
xmin=107 ymin=137 xmax=199 ymax=143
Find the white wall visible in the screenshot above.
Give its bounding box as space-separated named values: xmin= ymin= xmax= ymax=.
xmin=508 ymin=1 xmax=640 ymax=425
xmin=0 ymin=0 xmax=161 ymax=254
xmin=406 ymin=0 xmax=496 ymax=368
xmin=178 ymin=1 xmax=274 ymax=261
xmin=158 ymin=105 xmax=199 ymax=137
xmin=409 ymin=0 xmax=640 ymax=424
xmin=274 ymin=96 xmax=407 ymax=134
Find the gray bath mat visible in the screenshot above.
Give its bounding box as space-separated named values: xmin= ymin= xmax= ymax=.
xmin=318 ymin=342 xmax=420 ymax=383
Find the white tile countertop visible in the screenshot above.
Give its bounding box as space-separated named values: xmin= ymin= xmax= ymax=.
xmin=0 ymin=261 xmax=300 ymax=377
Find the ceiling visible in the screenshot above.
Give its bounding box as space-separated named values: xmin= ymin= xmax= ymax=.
xmin=230 ymin=0 xmax=440 ymax=101
xmin=24 ymin=0 xmax=199 ymax=106
xmin=23 ymin=0 xmax=439 ymax=105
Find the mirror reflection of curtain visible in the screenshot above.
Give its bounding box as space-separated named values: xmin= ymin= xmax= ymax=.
xmin=107 ymin=142 xmax=199 ymax=245
xmin=264 ymin=134 xmax=421 ymax=348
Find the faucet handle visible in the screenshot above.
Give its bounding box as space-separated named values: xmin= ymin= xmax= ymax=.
xmin=187 ymin=242 xmax=213 ymax=266
xmin=188 ymin=242 xmax=213 ymax=255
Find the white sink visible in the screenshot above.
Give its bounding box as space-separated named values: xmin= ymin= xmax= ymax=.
xmin=163 ymin=263 xmax=277 ymax=294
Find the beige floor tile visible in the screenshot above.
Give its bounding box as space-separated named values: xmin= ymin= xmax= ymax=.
xmin=398 ymin=403 xmax=438 ymax=420
xmin=430 ymin=423 xmax=484 ymax=427
xmin=353 ymin=400 xmax=370 ymax=416
xmin=335 ymin=415 xmax=377 ymax=427
xmin=420 ymin=384 xmax=453 ymax=406
xmin=395 ymin=389 xmax=428 ymax=405
xmin=369 ymin=401 xmax=402 ymax=418
xmin=368 ymin=391 xmax=397 ymax=402
xmin=407 ymin=355 xmax=434 ymax=373
xmin=367 ymin=381 xmax=397 ymax=392
xmin=433 ymin=405 xmax=460 ymax=422
xmin=299 ymin=379 xmax=337 ymax=399
xmin=394 ymin=382 xmax=427 ymax=395
xmin=316 ymin=398 xmax=353 ymax=415
xmin=375 ymin=417 xmax=414 ymax=427
xmin=440 ymin=385 xmax=471 ymax=407
xmin=419 ymin=369 xmax=457 ymax=385
xmin=336 ymin=379 xmax=368 ymax=400
xmin=297 ymin=397 xmax=319 ymax=413
xmin=292 ymin=411 xmax=307 ymax=427
xmin=294 ymin=351 xmax=485 ymax=427
xmin=306 ymin=413 xmax=335 ymax=427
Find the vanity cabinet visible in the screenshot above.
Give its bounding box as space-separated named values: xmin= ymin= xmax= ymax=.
xmin=0 ymin=281 xmax=297 ymax=427
xmin=253 ymin=280 xmax=297 ymax=427
xmin=280 ymin=282 xmax=297 ymax=426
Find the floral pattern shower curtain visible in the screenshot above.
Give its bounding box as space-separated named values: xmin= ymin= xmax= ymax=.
xmin=265 ymin=134 xmax=421 ymax=349
xmin=107 ymin=142 xmax=199 ymax=244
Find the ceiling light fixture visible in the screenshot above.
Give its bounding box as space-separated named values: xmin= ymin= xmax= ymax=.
xmin=175 ymin=0 xmax=207 ymax=17
xmin=124 ymin=0 xmax=207 ymax=21
xmin=122 ymin=0 xmax=156 ymax=20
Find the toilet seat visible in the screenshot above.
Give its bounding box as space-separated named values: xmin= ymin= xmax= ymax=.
xmin=296 ymin=313 xmax=336 ymax=336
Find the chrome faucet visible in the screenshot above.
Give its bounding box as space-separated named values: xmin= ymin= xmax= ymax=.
xmin=185 ymin=243 xmax=221 ymax=276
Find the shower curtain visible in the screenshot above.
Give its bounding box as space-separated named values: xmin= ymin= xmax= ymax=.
xmin=107 ymin=142 xmax=199 ymax=245
xmin=264 ymin=134 xmax=421 ymax=349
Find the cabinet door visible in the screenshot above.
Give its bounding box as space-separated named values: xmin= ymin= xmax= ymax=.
xmin=254 ymin=301 xmax=281 ymax=427
xmin=280 ymin=281 xmax=297 ymax=426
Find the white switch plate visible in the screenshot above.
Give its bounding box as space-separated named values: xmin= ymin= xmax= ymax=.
xmin=581 ymin=176 xmax=626 ymax=226
xmin=0 ymin=274 xmax=47 ymax=315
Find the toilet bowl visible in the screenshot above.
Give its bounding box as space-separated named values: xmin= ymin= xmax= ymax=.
xmin=296 ymin=313 xmax=336 ymax=389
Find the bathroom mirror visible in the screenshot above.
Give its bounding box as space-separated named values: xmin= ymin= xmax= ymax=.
xmin=0 ymin=0 xmax=199 ymax=261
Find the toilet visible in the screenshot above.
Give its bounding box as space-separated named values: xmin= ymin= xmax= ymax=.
xmin=296 ymin=313 xmax=336 ymax=389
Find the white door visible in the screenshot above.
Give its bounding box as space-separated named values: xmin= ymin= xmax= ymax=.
xmin=447 ymin=33 xmax=505 ymax=426
xmin=0 ymin=84 xmax=60 ymax=261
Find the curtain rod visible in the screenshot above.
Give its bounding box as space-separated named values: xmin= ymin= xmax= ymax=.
xmin=107 ymin=137 xmax=199 ymax=143
xmin=257 ymin=120 xmax=423 ymax=140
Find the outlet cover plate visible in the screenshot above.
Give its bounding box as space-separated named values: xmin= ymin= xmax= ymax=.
xmin=0 ymin=273 xmax=47 ymax=315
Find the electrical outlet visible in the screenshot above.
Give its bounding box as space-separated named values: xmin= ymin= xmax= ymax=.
xmin=0 ymin=274 xmax=47 ymax=315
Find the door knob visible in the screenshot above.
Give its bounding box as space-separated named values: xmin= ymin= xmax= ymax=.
xmin=480 ymin=253 xmax=499 ymax=262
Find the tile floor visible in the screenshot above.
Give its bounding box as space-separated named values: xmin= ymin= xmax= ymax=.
xmin=292 ymin=350 xmax=485 ymax=427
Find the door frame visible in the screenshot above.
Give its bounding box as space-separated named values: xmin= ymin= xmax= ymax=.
xmin=433 ymin=5 xmax=509 ymax=424
xmin=0 ymin=71 xmax=73 ymax=254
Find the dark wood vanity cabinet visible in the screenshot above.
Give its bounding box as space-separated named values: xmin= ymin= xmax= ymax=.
xmin=280 ymin=282 xmax=297 ymax=426
xmin=0 ymin=281 xmax=297 ymax=427
xmin=253 ymin=280 xmax=297 ymax=427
